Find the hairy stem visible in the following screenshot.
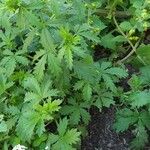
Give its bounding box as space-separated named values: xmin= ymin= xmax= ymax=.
xmin=96 ymin=9 xmax=131 ymax=18
xmin=113 ymin=16 xmax=140 ymax=63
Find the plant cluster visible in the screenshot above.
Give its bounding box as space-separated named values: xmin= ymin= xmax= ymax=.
xmin=0 ymin=0 xmax=149 ymax=149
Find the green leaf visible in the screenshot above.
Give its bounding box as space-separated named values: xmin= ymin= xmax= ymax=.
xmin=64 ymin=128 xmax=81 ymax=145
xmin=101 ymin=33 xmax=116 ymax=50
xmin=103 ymin=74 xmax=116 ymax=92
xmin=74 ymin=80 xmax=84 ymax=90
xmin=105 ymin=67 xmax=128 ymax=78
xmin=79 ymin=31 xmax=100 ymax=43
xmin=47 ymin=53 xmax=61 ymax=76
xmin=83 ymin=83 xmax=92 ymax=101
xmin=64 ymin=48 xmax=73 ymax=70
xmin=94 ymin=91 xmax=115 ymax=109
xmin=128 ymin=75 xmax=141 ymax=91
xmin=136 ymin=45 xmax=150 ymax=65
xmin=34 ymin=55 xmax=47 ymax=80
xmin=22 ymin=29 xmax=36 ymax=52
xmin=23 ymin=76 xmax=59 ymax=104
xmin=140 ymin=111 xmax=150 ymax=129
xmin=119 ymin=21 xmax=132 ymax=31
xmin=57 ymin=118 xmax=68 ymax=136
xmin=140 ymin=65 xmax=150 ymax=85
xmin=61 ymin=99 xmax=90 ymax=125
xmin=130 ymin=91 xmax=150 ymax=108
xmin=41 ymin=28 xmax=55 ymax=51
xmin=0 ymin=121 xmax=7 ymax=132
xmin=130 ymin=121 xmax=149 ymax=149
xmin=0 ymin=74 xmax=14 ymax=95
xmin=48 ymin=118 xmax=81 ymax=150
xmin=36 ymin=119 xmax=45 ymax=136
xmin=114 ymin=108 xmax=138 ymax=132
xmin=16 ymin=111 xmax=40 ymax=142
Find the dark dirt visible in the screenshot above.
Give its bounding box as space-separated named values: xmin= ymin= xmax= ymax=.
xmin=144 ymin=29 xmax=150 ymax=45
xmin=81 ymin=107 xmax=133 ymax=150
xmin=93 ymin=45 xmax=111 ymax=61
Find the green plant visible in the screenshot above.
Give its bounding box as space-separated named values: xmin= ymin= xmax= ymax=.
xmin=0 ymin=0 xmax=150 ymax=149
xmin=114 ymin=67 xmax=150 ymax=149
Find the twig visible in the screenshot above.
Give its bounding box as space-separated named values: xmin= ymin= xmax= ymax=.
xmin=113 ymin=15 xmax=141 ymax=63
xmin=95 ymin=9 xmax=131 ymax=18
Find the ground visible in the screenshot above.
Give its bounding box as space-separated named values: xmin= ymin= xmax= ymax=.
xmin=81 ymin=106 xmax=133 ymax=150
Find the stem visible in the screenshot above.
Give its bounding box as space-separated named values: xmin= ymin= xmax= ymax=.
xmin=119 ymin=40 xmax=140 ymax=63
xmin=5 ymin=91 xmax=11 ymax=97
xmin=113 ymin=16 xmax=140 ymax=63
xmin=95 ymin=9 xmax=131 ymax=18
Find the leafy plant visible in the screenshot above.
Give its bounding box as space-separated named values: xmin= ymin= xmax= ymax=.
xmin=47 ymin=118 xmax=81 ymax=150
xmin=0 ymin=0 xmax=149 ymax=149
xmin=114 ymin=67 xmax=150 ymax=149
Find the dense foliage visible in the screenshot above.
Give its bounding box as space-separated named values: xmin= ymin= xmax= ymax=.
xmin=0 ymin=0 xmax=149 ymax=149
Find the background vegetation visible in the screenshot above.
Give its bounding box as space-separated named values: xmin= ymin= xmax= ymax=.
xmin=0 ymin=0 xmax=149 ymax=149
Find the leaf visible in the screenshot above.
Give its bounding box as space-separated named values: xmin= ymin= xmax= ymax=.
xmin=48 ymin=118 xmax=81 ymax=150
xmin=83 ymin=83 xmax=92 ymax=101
xmin=140 ymin=111 xmax=150 ymax=129
xmin=65 ymin=48 xmax=73 ymax=70
xmin=24 ymin=92 xmax=40 ymax=103
xmin=80 ymin=108 xmax=91 ymax=125
xmin=0 ymin=50 xmax=29 ymax=76
xmin=105 ymin=67 xmax=128 ymax=78
xmin=130 ymin=0 xmax=144 ymax=8
xmin=22 ymin=29 xmax=36 ymax=52
xmin=23 ymin=76 xmax=58 ymax=104
xmin=24 ymin=77 xmax=41 ymax=94
xmin=16 ymin=111 xmax=40 ymax=142
xmin=97 ymin=62 xmax=127 ymax=92
xmin=140 ymin=65 xmax=150 ymax=85
xmin=0 ymin=121 xmax=7 ymax=132
xmin=15 ymin=56 xmax=29 ymax=65
xmin=0 ymin=56 xmax=16 ymax=76
xmin=74 ymin=57 xmax=98 ymax=84
xmin=130 ymin=121 xmax=149 ymax=149
xmin=34 ymin=55 xmax=47 ymax=80
xmin=102 ymin=74 xmax=116 ymax=92
xmin=74 ymin=80 xmax=84 ymax=90
xmin=41 ymin=28 xmax=55 ymax=51
xmin=94 ymin=92 xmax=115 ymax=109
xmin=119 ymin=21 xmax=132 ymax=31
xmin=69 ymin=110 xmax=81 ymax=125
xmin=47 ymin=53 xmax=61 ymax=76
xmin=128 ymin=75 xmax=141 ymax=91
xmin=61 ymin=99 xmax=90 ymax=125
xmin=0 ymin=74 xmax=14 ymax=95
xmin=36 ymin=119 xmax=45 ymax=136
xmin=79 ymin=31 xmax=100 ymax=43
xmin=101 ymin=33 xmax=116 ymax=50
xmin=130 ymin=91 xmax=150 ymax=108
xmin=64 ymin=129 xmax=81 ymax=145
xmin=57 ymin=118 xmax=68 ymax=136
xmin=114 ymin=108 xmax=138 ymax=132
xmin=136 ymin=45 xmax=150 ymax=65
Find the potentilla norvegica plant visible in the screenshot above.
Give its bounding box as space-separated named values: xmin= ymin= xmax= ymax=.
xmin=0 ymin=0 xmax=149 ymax=149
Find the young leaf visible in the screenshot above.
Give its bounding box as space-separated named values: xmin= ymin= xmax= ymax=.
xmin=83 ymin=83 xmax=92 ymax=101
xmin=114 ymin=108 xmax=138 ymax=132
xmin=47 ymin=118 xmax=81 ymax=150
xmin=130 ymin=91 xmax=150 ymax=108
xmin=130 ymin=121 xmax=149 ymax=149
xmin=61 ymin=99 xmax=90 ymax=125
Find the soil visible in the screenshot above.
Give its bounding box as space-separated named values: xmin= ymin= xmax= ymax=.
xmin=81 ymin=106 xmax=133 ymax=150
xmin=93 ymin=45 xmax=111 ymax=61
